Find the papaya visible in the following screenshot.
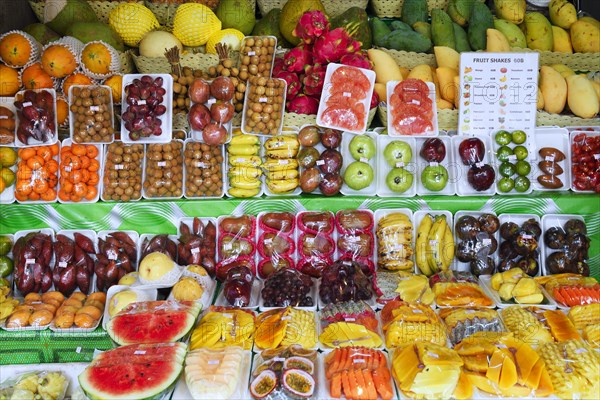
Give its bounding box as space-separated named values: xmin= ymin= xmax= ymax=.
xmin=331 ymin=7 xmax=372 ymax=49
xmin=371 ymin=17 xmax=392 ymax=47
xmin=383 ymin=29 xmax=432 ymax=53
xmin=401 ymin=0 xmax=428 ymax=28
xmin=448 ymin=0 xmax=472 ymax=26
xmin=494 ymin=18 xmax=527 ymax=49
xmin=551 ymin=26 xmax=573 ymax=53
xmin=520 ymin=12 xmax=553 ymax=51
xmin=494 ymin=0 xmax=526 ymax=24
xmin=431 ymin=9 xmax=456 ymax=50
xmin=453 ymin=23 xmax=471 ymax=52
xmin=468 ymin=1 xmax=494 ymax=51
xmin=412 ymin=21 xmax=432 ymax=40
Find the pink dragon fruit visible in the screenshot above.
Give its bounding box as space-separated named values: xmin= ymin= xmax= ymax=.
xmin=312 ymin=28 xmax=360 ymax=64
xmin=287 ymin=94 xmax=319 ymax=115
xmin=340 ymin=51 xmax=372 ymax=70
xmin=302 ymin=64 xmax=327 ymax=97
xmin=293 ymin=10 xmax=330 ymax=44
xmin=283 ymin=43 xmax=313 ymax=73
xmin=274 ymin=71 xmax=302 ymax=101
xmin=272 ymin=57 xmax=285 ymax=77
xmin=370 ymin=91 xmax=380 ymax=109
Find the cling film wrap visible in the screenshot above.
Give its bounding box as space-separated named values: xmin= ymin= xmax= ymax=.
xmin=336 ymin=209 xmax=375 ymax=270
xmin=257 ymin=211 xmax=297 ymax=277
xmin=298 ymin=211 xmax=335 ymax=236
xmin=535 ymin=273 xmax=599 ymax=307
xmin=259 ymin=212 xmax=296 ymax=235
xmin=176 ymin=217 xmax=217 ymax=275
xmin=319 ymin=260 xmax=374 ymax=305
xmin=183 ymin=141 xmax=225 ymax=199
xmin=392 ymin=342 xmax=467 ymax=400
xmin=68 ymin=84 xmax=115 ymax=144
xmin=567 ymin=303 xmax=600 ymax=346
xmin=222 ymin=265 xmax=255 ymax=308
xmin=261 ymin=268 xmax=315 ymax=308
xmin=216 ymin=215 xmax=257 ymax=280
xmin=190 ymin=306 xmax=256 ymax=351
xmin=184 ymin=346 xmax=246 ymax=400
xmin=140 ymin=234 xmax=178 ymax=261
xmin=537 ymin=339 xmax=600 ymax=400
xmin=256 ymin=231 xmax=295 ymax=259
xmin=249 ymin=345 xmax=318 ymax=400
xmin=376 ymin=211 xmax=414 ymax=272
xmin=373 ymin=271 xmax=434 ymax=306
xmin=100 ymin=141 xmax=144 ymax=202
xmin=431 ymin=271 xmax=493 ymax=308
xmin=95 ymin=230 xmax=138 ymax=292
xmin=58 ymin=140 xmax=102 ymax=204
xmin=0 ymin=370 xmax=68 ymax=400
xmin=13 ymin=230 xmax=55 ymax=296
xmin=438 ymin=307 xmax=504 ymax=345
xmin=499 ymin=306 xmax=562 ymax=347
xmin=387 ymin=79 xmax=436 ymax=137
xmin=142 ymin=140 xmax=184 ymax=199
xmin=299 ymin=232 xmax=335 ymax=259
xmin=319 ymin=301 xmax=383 ymax=349
xmin=52 ymin=231 xmax=97 ymax=296
xmin=338 ymin=254 xmax=375 ymax=277
xmin=297 ymin=255 xmax=332 ymax=279
xmin=254 ymin=307 xmax=318 ymax=350
xmin=380 ymin=301 xmax=447 ymax=348
xmin=322 ymin=347 xmax=395 ymax=400
xmin=15 ymin=143 xmax=60 ymax=204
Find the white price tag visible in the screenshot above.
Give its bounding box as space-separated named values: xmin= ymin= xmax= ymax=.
xmin=107 ymin=253 xmax=118 ymax=260
xmin=76 ymin=347 xmax=81 ymax=353
xmin=575 ymin=348 xmax=588 ymax=354
xmin=248 ymin=51 xmax=256 ymax=56
xmin=475 ymin=162 xmax=484 ymax=168
xmin=497 ymin=343 xmax=507 ymax=349
xmin=411 ymin=99 xmax=421 ymax=105
xmin=23 ymin=102 xmax=32 ymax=107
xmin=273 ymin=357 xmax=286 ymax=362
xmin=223 ymin=313 xmax=233 ymax=318
xmin=360 ymin=157 xmax=369 ymax=163
xmin=353 ymin=359 xmax=366 ymax=363
xmin=58 ymin=262 xmax=68 ymax=268
xmin=545 ymin=155 xmax=555 ymax=162
xmin=194 ymin=161 xmax=208 ymax=168
xmin=344 ymin=317 xmax=356 ymax=322
xmin=429 ymin=162 xmax=439 ymax=167
xmin=594 ymin=154 xmax=600 ymax=160
xmin=114 ymin=164 xmax=124 ymax=170
xmin=482 ymin=238 xmax=492 ymax=246
xmin=395 ymin=162 xmax=404 ymax=168
xmin=157 ymin=161 xmax=167 ymax=167
xmin=264 ymin=238 xmax=273 ymax=244
xmin=316 ymin=160 xmax=325 ymax=166
xmin=507 ymin=155 xmax=517 ymax=162
xmin=429 ymin=240 xmax=438 ymax=246
xmin=259 ymin=97 xmax=268 ymax=103
xmin=223 ymin=243 xmax=233 ymax=251
xmin=343 ymin=92 xmax=352 ymax=97
xmin=281 ymin=316 xmax=291 ymax=321
xmin=207 ymin=99 xmax=216 ymax=105
xmin=64 ymin=166 xmax=72 ymax=172
xmin=90 ymin=106 xmax=100 ymax=112
xmin=278 ymin=159 xmax=289 ymax=165
xmin=427 ymin=352 xmax=439 ymax=358
xmin=26 ymin=258 xmax=35 ymax=265
xmin=138 ymin=100 xmax=146 ymax=105
xmin=0 ymin=116 xmax=7 ymax=119
xmin=208 ymin=360 xmax=220 ymax=365
xmin=134 ymin=350 xmax=146 ymax=355
xmin=522 ymin=234 xmax=533 ymax=240
xmin=191 ymin=247 xmax=200 ymax=255
xmin=412 ymin=309 xmax=423 ymax=313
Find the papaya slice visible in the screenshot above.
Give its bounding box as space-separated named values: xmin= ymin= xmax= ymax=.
xmin=453 ymin=371 xmax=474 ymax=400
xmin=486 ymin=349 xmax=504 ymax=385
xmin=499 ymin=354 xmax=518 ymax=390
xmin=534 ymin=365 xmax=554 ymax=397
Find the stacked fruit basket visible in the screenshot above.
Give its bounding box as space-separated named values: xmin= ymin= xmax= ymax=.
xmin=0 ymin=0 xmax=599 ymax=399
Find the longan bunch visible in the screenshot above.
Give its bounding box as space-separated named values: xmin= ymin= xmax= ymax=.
xmin=172 ymin=66 xmax=208 ymax=114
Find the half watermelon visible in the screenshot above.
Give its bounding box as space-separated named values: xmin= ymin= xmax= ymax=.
xmin=79 ymin=342 xmax=186 ymax=400
xmin=107 ymin=300 xmax=201 ymax=345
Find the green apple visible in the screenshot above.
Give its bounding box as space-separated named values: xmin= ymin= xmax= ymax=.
xmin=384 ymin=140 xmax=412 ymax=167
xmin=386 ymin=167 xmax=414 ymax=193
xmin=349 ymin=135 xmax=376 ymax=161
xmin=344 ymin=161 xmax=374 ymax=190
xmin=421 ymin=165 xmax=449 ymax=191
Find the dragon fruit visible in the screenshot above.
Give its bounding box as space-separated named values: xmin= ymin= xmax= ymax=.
xmin=287 ymin=94 xmax=319 ymax=115
xmin=293 ymin=10 xmax=330 ymax=44
xmin=370 ymin=91 xmax=380 ymax=110
xmin=302 ymin=64 xmax=326 ymax=97
xmin=272 ymin=57 xmax=285 ymax=77
xmin=283 ymin=43 xmax=313 ymax=73
xmin=312 ymin=28 xmax=360 ymax=64
xmin=275 ymin=71 xmax=302 ymax=101
xmin=340 ymin=51 xmax=372 ymax=70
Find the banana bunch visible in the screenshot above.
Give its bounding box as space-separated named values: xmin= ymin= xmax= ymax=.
xmin=376 ymin=212 xmax=414 ymax=271
xmin=263 ymin=134 xmax=300 ymax=194
xmin=227 ymin=132 xmax=262 ymax=198
xmin=0 ymin=286 xmax=18 ymax=320
xmin=415 ymin=214 xmax=454 ymax=276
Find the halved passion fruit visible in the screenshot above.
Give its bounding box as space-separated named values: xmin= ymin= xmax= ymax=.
xmin=283 ymin=357 xmax=314 ymax=375
xmin=250 ymin=369 xmax=278 ymax=399
xmin=282 ymin=368 xmax=315 ymax=399
xmin=288 ymin=345 xmax=318 ymax=361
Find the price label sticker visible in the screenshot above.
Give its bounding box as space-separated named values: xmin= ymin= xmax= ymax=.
xmin=273 ymin=357 xmax=286 ymax=362
xmin=278 ymin=159 xmax=289 ymax=165
xmin=507 ymin=155 xmax=517 ymax=162
xmin=207 ymin=99 xmax=216 ymax=105
xmin=429 ymin=162 xmax=439 ymax=167
xmin=353 ymin=359 xmax=366 ymax=363
xmin=194 ymin=162 xmax=208 ymax=168
xmin=157 ymin=161 xmax=167 ymax=167
xmin=23 ymin=102 xmax=32 ymax=107
xmin=64 ymin=166 xmax=72 ymax=172
xmin=264 ymin=238 xmax=273 ymax=244
xmin=344 ymin=317 xmax=356 ymax=322
xmin=138 ymin=100 xmax=146 ymax=105
xmin=259 ymin=97 xmax=268 ymax=103
xmin=134 ymin=350 xmax=146 ymax=355
xmin=90 ymin=106 xmax=100 ymax=112
xmin=497 ymin=343 xmax=507 ymax=349
xmin=26 ymin=258 xmax=35 ymax=265
xmin=429 ymin=240 xmax=438 ymax=246
xmin=208 ymin=360 xmax=220 ymax=365
xmin=594 ymin=154 xmax=600 ymax=160
xmin=248 ymin=51 xmax=256 ymax=56
xmin=58 ymin=262 xmax=68 ymax=268
xmin=223 ymin=313 xmax=233 ymax=319
xmin=108 ymin=253 xmax=118 ymax=260
xmin=0 ymin=116 xmax=7 ymax=119
xmin=191 ymin=247 xmax=200 ymax=254
xmin=545 ymin=155 xmax=555 ymax=162
xmin=411 ymin=99 xmax=421 ymax=106
xmin=114 ymin=164 xmax=124 ymax=170
xmin=395 ymin=162 xmax=404 ymax=168
xmin=343 ymin=92 xmax=352 ymax=97
xmin=412 ymin=309 xmax=423 ymax=313
xmin=575 ymin=348 xmax=588 ymax=354
xmin=427 ymin=352 xmax=439 ymax=358
xmin=76 ymin=347 xmax=81 ymax=354
xmin=482 ymin=238 xmax=492 ymax=246
xmin=360 ymin=157 xmax=369 ymax=163
xmin=223 ymin=243 xmax=233 ymax=251
xmin=522 ymin=234 xmax=533 ymax=240
xmin=316 ymin=160 xmax=325 ymax=166
xmin=281 ymin=316 xmax=291 ymax=321
xmin=475 ymin=162 xmax=484 ymax=168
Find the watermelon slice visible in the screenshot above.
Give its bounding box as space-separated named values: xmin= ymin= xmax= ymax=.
xmin=79 ymin=343 xmax=186 ymax=400
xmin=107 ymin=300 xmax=201 ymax=345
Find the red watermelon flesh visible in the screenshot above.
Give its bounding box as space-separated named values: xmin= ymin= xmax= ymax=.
xmin=94 ymin=343 xmax=186 ymax=367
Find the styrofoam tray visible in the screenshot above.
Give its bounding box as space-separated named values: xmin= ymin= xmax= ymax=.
xmin=259 ymin=277 xmax=318 ymax=312
xmin=68 ymin=84 xmax=115 ymax=144
xmin=0 ymin=362 xmax=88 ymax=397
xmin=102 ymin=284 xmax=158 ymax=330
xmin=570 ymin=130 xmax=599 ymax=193
xmin=376 ymin=135 xmax=417 ymax=197
xmin=99 ymin=141 xmax=145 ymax=202
xmin=316 ymin=279 xmax=378 ymax=311
xmin=262 ymin=135 xmax=302 ymax=197
xmin=14 ymin=88 xmax=58 ymax=147
xmin=386 ymin=80 xmax=439 ymax=137
xmin=54 ymin=229 xmax=98 ymax=296
xmin=452 ymin=210 xmax=500 ymax=272
xmin=413 ymin=210 xmax=453 ymax=275
xmin=214 ymin=278 xmax=261 ymax=310
xmin=171 ymin=350 xmax=252 ymax=400
xmin=340 ymin=131 xmax=378 ymax=196
xmin=256 ymin=211 xmax=299 ymax=275
xmin=97 ymin=229 xmax=140 ymax=273
xmin=498 ymin=213 xmax=542 ymax=277
xmin=451 ymin=134 xmax=497 ymax=196
xmin=373 ymin=208 xmax=416 ymax=273
xmin=188 ymin=84 xmax=233 ymax=144
xmin=183 ymin=139 xmax=225 ymax=199
xmin=12 ymin=228 xmax=55 ymax=297
xmin=317 ymin=308 xmax=385 ymax=351
xmin=58 ymin=139 xmax=103 ymax=203
xmin=333 ymin=209 xmax=375 ymax=263
xmin=0 ymin=96 xmax=16 ymax=146
xmin=224 ymin=135 xmax=264 ymax=198
xmin=489 ymin=129 xmax=536 ymax=195
xmin=15 ymin=142 xmax=60 ymax=204
xmin=297 ymin=125 xmax=342 ymax=197
xmin=142 ymin=139 xmax=184 ymax=200
xmin=540 ymin=214 xmax=587 ymax=276
xmin=479 ymin=274 xmax=557 ymax=309
xmin=415 ymin=136 xmax=457 ymax=195
xmin=532 ymin=127 xmax=570 ymax=191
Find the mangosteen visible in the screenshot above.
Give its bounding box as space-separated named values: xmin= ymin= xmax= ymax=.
xmin=513 ymin=231 xmax=539 ymax=256
xmin=455 ymin=216 xmax=481 ymax=240
xmin=497 ymin=258 xmax=517 ymax=273
xmin=516 ymin=256 xmax=539 ymax=277
xmin=500 ymin=222 xmax=519 ymax=240
xmin=522 ymin=218 xmax=542 ymax=239
xmin=478 ymin=214 xmax=500 ymax=234
xmin=564 ymin=219 xmax=587 ymax=236
xmin=499 ymin=241 xmax=518 ymax=260
xmin=544 ymin=227 xmax=566 ymax=250
xmin=456 ymin=240 xmax=478 ymax=262
xmin=476 ymin=232 xmax=498 ymax=254
xmin=565 ymin=233 xmax=590 ymax=260
xmin=546 ymin=251 xmax=569 ymax=274
xmin=470 ymin=256 xmax=496 ymax=276
xmin=571 ymin=260 xmax=590 ymax=276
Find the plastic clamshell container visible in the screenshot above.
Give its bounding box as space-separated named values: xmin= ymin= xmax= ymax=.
xmin=183 ymin=139 xmax=225 ymax=199
xmin=570 ymin=130 xmax=600 ymax=193
xmin=540 ymin=214 xmax=587 ymax=276
xmin=259 ymin=277 xmax=318 ymax=312
xmin=14 ymin=88 xmax=58 ymax=148
xmin=214 ymin=278 xmax=261 ymax=309
xmin=15 ymin=142 xmax=60 ymax=204
xmin=532 ymin=127 xmax=570 ymax=191
xmin=239 ymin=35 xmax=278 ymax=78
xmin=241 ymin=78 xmax=287 ymax=136
xmin=376 ymin=135 xmax=417 ymax=197
xmin=141 ymin=139 xmax=185 ymax=200
xmin=57 ymin=138 xmax=103 ymax=204
xmin=171 ymin=350 xmax=252 ymax=400
xmin=498 ymin=213 xmax=542 ymax=277
xmin=297 ymin=124 xmax=339 ymax=197
xmin=316 ymin=63 xmax=376 ymax=135
xmin=333 ymin=209 xmax=375 ymax=262
xmin=451 ymin=134 xmax=497 ymax=196
xmin=256 ymin=211 xmax=299 ymax=274
xmin=224 ymin=134 xmax=264 ymax=198
xmin=120 ymin=74 xmax=173 ymax=144
xmin=386 ymin=80 xmax=439 ymax=137
xmin=316 ymin=308 xmax=385 ymax=351
xmin=102 ymin=284 xmax=158 ymax=330
xmin=11 ymin=228 xmax=55 ymax=299
xmin=452 ymin=210 xmax=500 ymax=273
xmin=53 ymin=229 xmax=98 ymax=296
xmin=340 ymin=131 xmax=378 ymax=196
xmin=413 ymin=210 xmax=453 ymax=275
xmin=188 ymin=80 xmax=233 ymax=144
xmin=415 ymin=135 xmax=456 ymax=196
xmin=478 ymin=274 xmax=557 ymax=309
xmin=100 ymin=141 xmax=145 ymax=202
xmin=489 ymin=129 xmax=535 ymax=195
xmin=68 ymin=84 xmax=114 ymax=144
xmin=216 ymin=215 xmax=258 ymax=268
xmin=0 ymin=96 xmax=16 ymax=146
xmin=373 ymin=208 xmax=416 ymax=274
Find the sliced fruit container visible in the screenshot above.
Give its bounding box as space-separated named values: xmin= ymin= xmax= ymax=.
xmin=451 ymin=134 xmax=497 ymax=196
xmin=373 ymin=208 xmax=416 ymax=274
xmin=340 ymin=131 xmax=378 ymax=196
xmin=532 ymin=127 xmax=570 ymax=191
xmin=376 ymin=135 xmax=417 ymax=197
xmin=479 ymin=274 xmax=557 ymax=309
xmin=317 ymin=305 xmax=384 ymax=351
xmin=386 ymin=80 xmax=438 ymax=137
xmin=415 ymin=136 xmax=456 ymax=196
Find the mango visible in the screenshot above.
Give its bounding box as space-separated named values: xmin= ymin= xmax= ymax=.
xmin=498 ymin=283 xmax=516 ymax=301
xmin=539 ymin=66 xmax=567 ymax=114
xmin=566 ymin=74 xmax=600 ymax=118
xmin=448 ymin=0 xmax=472 ymax=26
xmin=551 ymin=63 xmax=575 ymax=78
xmin=494 ymin=18 xmax=526 ymax=48
xmin=436 ymin=67 xmax=458 ymax=104
xmin=468 ymin=1 xmax=494 ymax=50
xmin=502 ymin=267 xmax=524 ymax=284
xmin=431 ymin=9 xmax=456 ymax=49
xmin=374 ymin=82 xmax=388 ymax=102
xmin=486 ymin=28 xmax=511 ymax=52
xmin=368 ymin=49 xmax=403 ymax=84
xmin=453 ymin=22 xmax=471 ymax=52
xmin=401 ymin=0 xmax=428 ymax=28
xmin=549 ymin=0 xmax=577 ymax=29
xmin=431 ymin=65 xmax=441 ymax=100
xmin=434 ymin=46 xmax=460 ymax=70
xmin=412 ymin=21 xmax=432 ymax=40
xmin=579 ymin=16 xmax=600 ymax=29
xmin=399 ymin=67 xmax=410 ymax=79
xmin=437 ymin=98 xmax=454 ymax=109
xmin=570 ymin=18 xmax=600 ymax=53
xmin=515 ymin=293 xmax=544 ymax=304
xmin=520 ymin=12 xmax=553 ymax=51
xmin=536 ymin=87 xmax=544 ymax=110
xmin=491 ymin=272 xmax=504 ymax=290
xmin=494 ymin=0 xmax=526 ymax=24
xmin=551 ymin=26 xmax=573 ymax=53
xmin=383 ymin=29 xmax=433 ymax=52
xmin=408 ymin=64 xmax=434 ymax=82
xmin=591 ymin=80 xmax=600 ymax=102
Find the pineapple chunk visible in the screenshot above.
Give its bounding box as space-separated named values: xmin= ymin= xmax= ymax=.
xmin=498 ymin=283 xmax=516 ymax=301
xmin=512 ymin=277 xmax=539 ymax=297
xmin=514 ymin=293 xmax=544 ymax=304
xmin=502 ymin=268 xmax=525 ymax=284
xmin=491 ymin=272 xmax=504 ymax=290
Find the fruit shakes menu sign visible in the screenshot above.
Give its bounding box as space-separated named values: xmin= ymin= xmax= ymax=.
xmin=458 ymin=52 xmax=539 ymax=135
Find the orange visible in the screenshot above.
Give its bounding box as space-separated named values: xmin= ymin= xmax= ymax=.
xmin=0 ymin=32 xmax=33 ymax=67
xmin=47 ymin=174 xmax=57 ymax=188
xmin=27 ymin=155 xmax=44 ymax=170
xmin=69 ymin=194 xmax=82 ymax=202
xmin=15 ymin=191 xmax=28 ymax=202
xmin=37 ymin=146 xmax=52 ymax=162
xmin=63 ymin=154 xmax=81 ymax=170
xmin=15 ymin=180 xmax=32 ymax=196
xmin=28 ymin=191 xmax=40 ymax=201
xmin=79 ymin=155 xmax=90 ymax=170
xmin=87 ymin=172 xmax=99 ymax=186
xmin=32 ymin=179 xmax=48 ymax=194
xmin=88 ymin=159 xmax=100 ymax=172
xmin=18 ymin=147 xmax=36 ymax=161
xmin=17 ymin=165 xmax=32 ymax=181
xmin=49 ymin=143 xmax=59 ymax=156
xmin=86 ymin=146 xmax=99 ymax=159
xmin=62 ymin=180 xmax=73 ymax=193
xmin=81 ymin=169 xmax=90 ymax=183
xmin=20 ymin=62 xmax=53 ymax=90
xmin=73 ymin=182 xmax=86 ymax=197
xmin=84 ymin=186 xmax=97 ymax=201
xmin=0 ymin=64 xmax=20 ymax=96
xmin=58 ymin=189 xmax=70 ymax=202
xmin=40 ymin=188 xmax=56 ymax=202
xmin=46 ymin=159 xmax=58 ymax=173
xmin=71 ymin=170 xmax=83 ymax=184
xmin=71 ymin=144 xmax=86 ymax=156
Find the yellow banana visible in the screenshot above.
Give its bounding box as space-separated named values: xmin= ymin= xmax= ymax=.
xmin=264 ymin=135 xmax=299 ymax=151
xmin=228 ymin=167 xmax=262 ymax=179
xmin=377 ymin=213 xmax=412 ymax=230
xmin=267 ymin=169 xmax=299 ymax=181
xmin=266 ymin=179 xmax=299 ymax=193
xmin=416 ymin=214 xmax=434 ymax=276
xmin=228 ymin=187 xmax=261 ymax=198
xmin=229 ymin=176 xmax=262 ymax=190
xmin=441 ymin=225 xmax=454 ymax=270
xmin=227 ymin=145 xmax=259 ymax=156
xmin=229 ymin=155 xmax=262 ymax=167
xmin=230 ymin=134 xmax=260 ymax=146
xmin=426 ymin=215 xmax=446 ymax=273
xmin=266 ymin=148 xmax=298 ymax=159
xmin=262 ymin=158 xmax=299 ymax=172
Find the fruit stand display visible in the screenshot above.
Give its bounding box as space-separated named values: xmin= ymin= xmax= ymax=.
xmin=0 ymin=0 xmax=600 ymax=399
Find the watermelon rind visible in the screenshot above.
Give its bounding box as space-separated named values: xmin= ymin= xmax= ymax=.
xmin=78 ymin=343 xmax=186 ymax=400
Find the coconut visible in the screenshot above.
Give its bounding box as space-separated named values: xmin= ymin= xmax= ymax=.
xmin=65 ymin=22 xmax=124 ymax=52
xmin=139 ymin=31 xmax=183 ymax=58
xmin=44 ymin=0 xmax=98 ymax=35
